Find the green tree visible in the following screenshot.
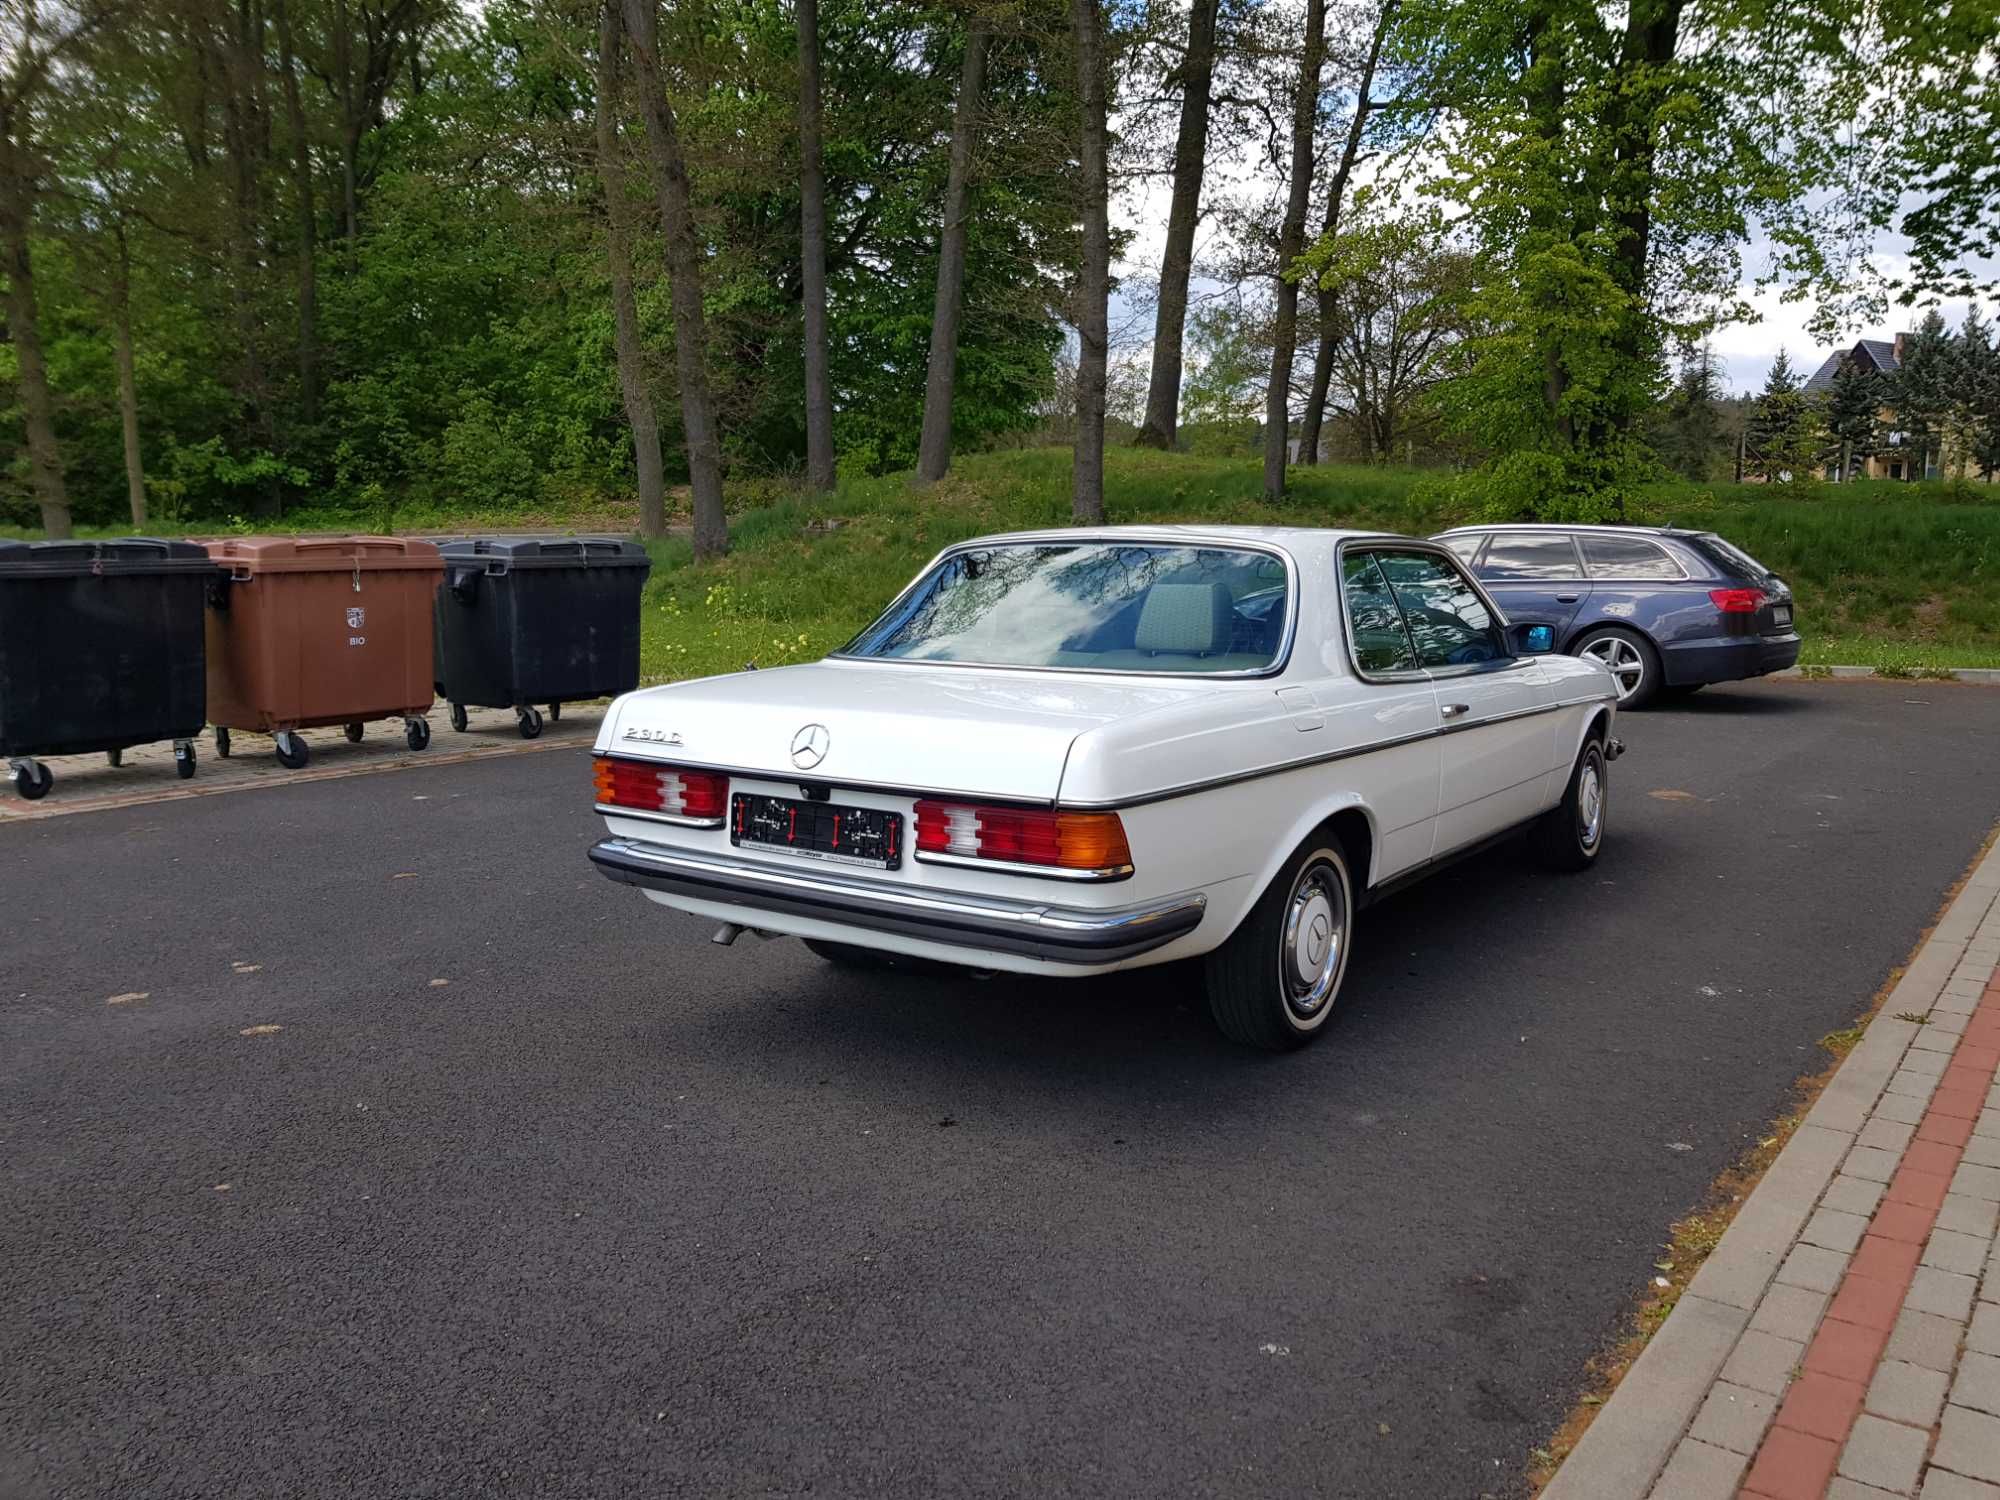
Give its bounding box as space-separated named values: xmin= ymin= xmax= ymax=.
xmin=1821 ymin=359 xmax=1884 ymax=482
xmin=1889 ymin=310 xmax=1954 ymax=481
xmin=1749 ymin=349 xmax=1819 ymax=484
xmin=1959 ymin=308 xmax=2000 ymax=481
xmin=1652 ymin=344 xmax=1725 ymax=482
xmin=1180 ymin=295 xmax=1265 ymax=444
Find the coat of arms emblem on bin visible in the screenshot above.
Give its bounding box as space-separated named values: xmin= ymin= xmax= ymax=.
xmin=346 ymin=607 xmax=366 ymax=629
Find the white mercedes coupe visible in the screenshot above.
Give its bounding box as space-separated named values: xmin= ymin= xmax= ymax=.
xmin=589 ymin=527 xmax=1622 ymax=1049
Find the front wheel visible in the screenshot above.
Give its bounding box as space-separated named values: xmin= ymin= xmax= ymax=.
xmin=405 ymin=717 xmax=432 ymax=751
xmin=273 ymin=731 xmax=310 ymax=770
xmin=1534 ymin=738 xmax=1608 ymax=872
xmin=1204 ymin=833 xmax=1355 ymax=1051
xmin=13 ymin=760 xmax=53 ymax=801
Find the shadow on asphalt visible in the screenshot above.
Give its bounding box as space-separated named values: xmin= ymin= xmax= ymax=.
xmin=1645 ymin=687 xmax=1812 ymax=716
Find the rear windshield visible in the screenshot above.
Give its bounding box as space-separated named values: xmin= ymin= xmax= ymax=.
xmin=838 ymin=542 xmax=1290 ymax=673
xmin=1696 ymin=533 xmax=1775 ymax=579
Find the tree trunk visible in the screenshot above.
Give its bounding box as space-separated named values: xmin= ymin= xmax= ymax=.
xmin=1294 ymin=0 xmax=1396 ymax=468
xmin=621 ymin=0 xmax=728 ymax=559
xmin=0 ymin=156 xmax=72 ymax=538
xmin=1135 ymin=0 xmax=1218 ymax=450
xmin=797 ymin=0 xmax=836 ymax=493
xmin=914 ymin=26 xmax=991 ymax=485
xmin=273 ymin=0 xmax=318 ymax=423
xmin=1260 ymin=0 xmax=1328 ymax=500
xmin=1605 ymin=0 xmax=1684 ymax=431
xmin=595 ymin=0 xmax=668 ymax=539
xmin=112 ymin=232 xmax=147 ymax=527
xmin=1070 ymin=0 xmax=1109 ymax=522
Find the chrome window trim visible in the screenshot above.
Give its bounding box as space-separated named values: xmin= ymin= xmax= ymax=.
xmin=1334 ymin=537 xmax=1520 ymax=685
xmin=826 ymin=534 xmax=1302 ymax=681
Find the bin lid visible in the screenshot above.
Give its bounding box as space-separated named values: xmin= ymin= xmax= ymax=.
xmin=204 ymin=536 xmax=445 ymax=574
xmin=437 ymin=537 xmax=652 ymax=572
xmin=0 ymin=537 xmax=220 ymax=579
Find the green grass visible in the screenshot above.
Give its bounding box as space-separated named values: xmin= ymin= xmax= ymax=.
xmin=634 ymin=447 xmax=2000 ymax=682
xmin=13 ymin=446 xmax=1999 ymax=676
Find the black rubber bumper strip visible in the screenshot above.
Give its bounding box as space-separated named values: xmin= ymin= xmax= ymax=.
xmin=588 ymin=838 xmax=1206 ymax=965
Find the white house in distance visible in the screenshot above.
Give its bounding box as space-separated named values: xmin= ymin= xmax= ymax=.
xmin=1802 ymin=332 xmax=1928 ymax=480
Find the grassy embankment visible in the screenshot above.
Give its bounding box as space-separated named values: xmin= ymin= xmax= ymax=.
xmin=11 ymin=446 xmax=1997 ymax=675
xmin=633 ymin=447 xmax=2000 ymax=680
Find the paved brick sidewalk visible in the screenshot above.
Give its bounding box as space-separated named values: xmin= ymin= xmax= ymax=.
xmin=1546 ymin=832 xmax=2000 ymax=1500
xmin=1 ymin=702 xmax=605 ymax=821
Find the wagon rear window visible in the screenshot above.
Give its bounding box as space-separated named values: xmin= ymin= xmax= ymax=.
xmin=838 ymin=543 xmax=1290 ymax=673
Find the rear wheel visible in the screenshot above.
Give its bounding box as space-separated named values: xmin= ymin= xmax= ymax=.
xmin=406 ymin=717 xmax=432 ymax=751
xmin=1534 ymin=737 xmax=1608 ymax=871
xmin=1574 ymin=627 xmax=1661 ymax=708
xmin=344 ymin=721 xmax=364 ymax=743
xmin=1204 ymin=833 xmax=1354 ymax=1051
xmin=174 ymin=741 xmax=197 ymax=780
xmin=449 ymin=703 xmax=469 ymax=733
xmin=273 ymin=731 xmax=310 ymax=770
xmin=13 ymin=760 xmax=53 ymax=801
xmin=517 ymin=706 xmax=543 ymax=740
xmin=214 ymin=726 xmax=232 ymax=758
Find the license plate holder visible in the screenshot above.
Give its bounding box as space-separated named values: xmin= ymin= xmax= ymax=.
xmin=731 ymin=793 xmax=903 ymax=870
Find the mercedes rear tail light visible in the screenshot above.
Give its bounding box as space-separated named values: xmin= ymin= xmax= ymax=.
xmin=913 ymin=800 xmax=1133 ymax=877
xmin=592 ymin=756 xmax=729 ymax=824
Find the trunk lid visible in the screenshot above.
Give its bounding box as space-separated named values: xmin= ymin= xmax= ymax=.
xmin=602 ymin=659 xmax=1213 ymax=803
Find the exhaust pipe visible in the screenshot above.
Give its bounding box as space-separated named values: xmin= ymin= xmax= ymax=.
xmin=711 ymin=922 xmax=745 ymax=946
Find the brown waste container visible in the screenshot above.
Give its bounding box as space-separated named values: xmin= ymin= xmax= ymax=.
xmin=204 ymin=537 xmax=444 ymax=770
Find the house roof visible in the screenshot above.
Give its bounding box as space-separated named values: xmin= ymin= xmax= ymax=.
xmin=1803 ymin=335 xmax=1905 ymax=393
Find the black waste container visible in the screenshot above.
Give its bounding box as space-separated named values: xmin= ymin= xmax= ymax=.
xmin=0 ymin=538 xmax=219 ymax=800
xmin=434 ymin=538 xmax=652 ymax=739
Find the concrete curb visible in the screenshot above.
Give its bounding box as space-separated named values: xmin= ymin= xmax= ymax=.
xmin=1772 ymin=667 xmax=2000 ymax=685
xmin=1542 ymin=826 xmax=2000 ymax=1500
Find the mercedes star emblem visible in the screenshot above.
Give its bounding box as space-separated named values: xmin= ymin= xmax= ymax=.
xmin=790 ymin=722 xmax=830 ymax=770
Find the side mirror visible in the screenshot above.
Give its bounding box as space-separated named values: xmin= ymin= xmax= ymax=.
xmin=1510 ymin=622 xmax=1555 ymax=655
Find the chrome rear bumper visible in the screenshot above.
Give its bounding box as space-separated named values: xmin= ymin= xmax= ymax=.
xmin=589 ymin=837 xmax=1207 ymax=965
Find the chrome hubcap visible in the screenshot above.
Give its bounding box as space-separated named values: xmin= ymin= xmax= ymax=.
xmin=1281 ymin=861 xmax=1347 ymax=1021
xmin=1578 ymin=761 xmax=1604 ymax=850
xmin=1582 ymin=637 xmax=1645 ymax=700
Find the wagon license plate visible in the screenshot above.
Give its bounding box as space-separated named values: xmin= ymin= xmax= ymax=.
xmin=730 ymin=793 xmax=903 ymax=870
xmin=1772 ymin=603 xmax=1792 ymax=625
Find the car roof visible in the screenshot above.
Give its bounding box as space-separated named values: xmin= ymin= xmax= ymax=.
xmin=955 ymin=524 xmax=1425 ymax=549
xmin=1435 ymin=522 xmax=1706 ymax=540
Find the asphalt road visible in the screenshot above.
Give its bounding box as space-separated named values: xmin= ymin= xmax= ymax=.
xmin=4 ymin=679 xmax=1997 ymax=1500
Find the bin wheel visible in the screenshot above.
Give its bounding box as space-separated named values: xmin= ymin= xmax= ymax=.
xmin=548 ymin=702 xmax=561 ymax=723
xmin=274 ymin=731 xmax=310 ymax=770
xmin=107 ymin=748 xmax=124 ymax=769
xmin=405 ymin=718 xmax=432 ymax=752
xmin=13 ymin=761 xmax=53 ymax=801
xmin=174 ymin=741 xmax=197 ymax=780
xmin=517 ymin=706 xmax=543 ymax=740
xmin=344 ymin=722 xmax=364 ymax=744
xmin=449 ymin=703 xmax=468 ymax=733
xmin=214 ymin=726 xmax=232 ymax=759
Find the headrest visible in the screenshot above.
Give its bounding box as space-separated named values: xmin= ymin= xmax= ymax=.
xmin=1134 ymin=583 xmax=1234 ymax=655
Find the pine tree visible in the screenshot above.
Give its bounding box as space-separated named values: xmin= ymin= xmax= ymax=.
xmin=1890 ymin=310 xmax=1953 ymax=481
xmin=1823 ymin=360 xmax=1884 ymax=481
xmin=1655 ymin=344 xmax=1725 ymax=479
xmin=1955 ymin=308 xmax=2000 ymax=482
xmin=1750 ymin=349 xmax=1821 ymax=483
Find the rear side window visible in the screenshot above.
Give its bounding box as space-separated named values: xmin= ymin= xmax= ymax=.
xmin=1579 ymin=535 xmax=1683 ymax=580
xmin=1479 ymin=533 xmax=1584 ymax=580
xmin=1696 ymin=534 xmax=1774 ymax=580
xmin=1439 ymin=535 xmax=1483 ymax=564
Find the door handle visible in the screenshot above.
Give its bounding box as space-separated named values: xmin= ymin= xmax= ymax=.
xmin=1554 ymin=594 xmax=1580 ymax=603
xmin=1441 ymin=703 xmax=1470 ymax=719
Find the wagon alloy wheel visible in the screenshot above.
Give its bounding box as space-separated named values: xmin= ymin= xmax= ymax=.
xmin=1534 ymin=738 xmax=1609 ymax=872
xmin=1205 ymin=833 xmax=1356 ymax=1051
xmin=1574 ymin=628 xmax=1660 ymax=708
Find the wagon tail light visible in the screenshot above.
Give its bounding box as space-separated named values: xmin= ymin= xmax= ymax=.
xmin=1707 ymin=587 xmax=1766 ymax=613
xmin=592 ymin=755 xmax=729 ymax=824
xmin=914 ymin=800 xmax=1133 ymax=877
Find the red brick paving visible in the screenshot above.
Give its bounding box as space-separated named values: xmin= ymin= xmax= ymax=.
xmin=1735 ymin=981 xmax=2000 ymax=1498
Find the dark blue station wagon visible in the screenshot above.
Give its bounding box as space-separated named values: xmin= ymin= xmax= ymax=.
xmin=1430 ymin=525 xmax=1801 ymax=707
